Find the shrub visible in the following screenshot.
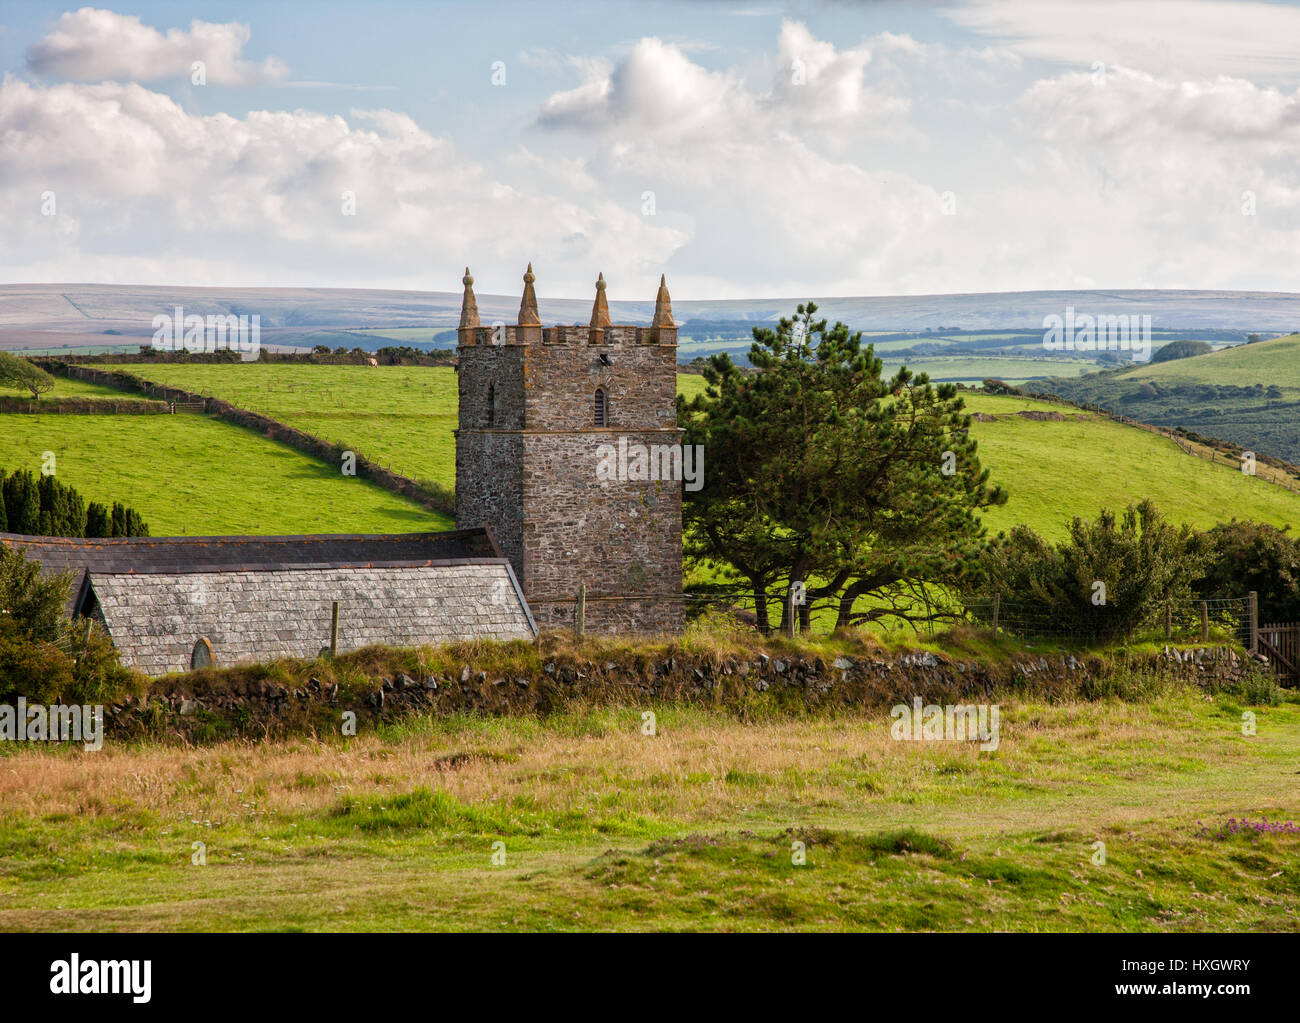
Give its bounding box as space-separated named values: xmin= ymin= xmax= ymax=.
xmin=1237 ymin=665 xmax=1281 ymax=706
xmin=2 ymin=470 xmax=40 ymax=534
xmin=1195 ymin=521 xmax=1300 ymax=622
xmin=1 ymin=468 xmax=148 ymax=538
xmin=0 ymin=545 xmax=136 ymax=703
xmin=970 ymin=501 xmax=1205 ymax=641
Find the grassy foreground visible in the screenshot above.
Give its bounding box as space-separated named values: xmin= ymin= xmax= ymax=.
xmin=0 ymin=686 xmax=1295 ymax=931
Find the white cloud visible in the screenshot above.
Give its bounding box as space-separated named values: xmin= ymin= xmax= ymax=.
xmin=532 ymin=21 xmax=1300 ymax=296
xmin=26 ymin=7 xmax=288 ymax=85
xmin=948 ymin=0 xmax=1300 ymax=79
xmin=0 ymin=75 xmax=685 ymax=294
xmin=5 ymin=11 xmax=1300 ymax=299
xmin=535 ymin=25 xmax=951 ymax=296
xmin=540 ymin=37 xmax=748 ymax=137
xmin=540 ymin=21 xmax=909 ymax=138
xmin=1024 ymin=66 xmax=1300 ymax=144
xmin=1009 ymin=65 xmax=1300 ymax=288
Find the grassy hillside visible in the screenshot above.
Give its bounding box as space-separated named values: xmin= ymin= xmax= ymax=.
xmin=684 ymin=374 xmax=1300 ymax=538
xmin=101 ymin=363 xmax=457 ymax=490
xmin=0 ymin=413 xmax=447 ymax=535
xmin=1129 ymin=333 xmax=1300 ymax=388
xmin=87 ymin=362 xmax=1300 ymax=540
xmin=1037 ymin=334 xmax=1300 ymax=465
xmin=967 ymin=397 xmax=1300 ymax=537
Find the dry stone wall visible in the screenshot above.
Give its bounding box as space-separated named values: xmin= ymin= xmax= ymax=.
xmin=97 ymin=644 xmax=1265 ymax=742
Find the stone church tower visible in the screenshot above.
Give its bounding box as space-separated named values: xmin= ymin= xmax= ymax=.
xmin=454 ymin=265 xmax=685 ymax=633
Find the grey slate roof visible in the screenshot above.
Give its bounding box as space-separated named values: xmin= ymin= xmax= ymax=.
xmin=83 ymin=563 xmax=535 ymax=677
xmin=0 ymin=528 xmax=499 ymax=578
xmin=1 ymin=527 xmax=536 ymax=675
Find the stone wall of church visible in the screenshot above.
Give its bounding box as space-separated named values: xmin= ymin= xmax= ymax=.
xmin=455 ymin=311 xmax=684 ymax=634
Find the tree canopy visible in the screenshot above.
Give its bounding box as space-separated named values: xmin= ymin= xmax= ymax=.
xmin=679 ymin=302 xmax=1005 ymax=631
xmin=1151 ymin=340 xmax=1213 ymax=364
xmin=0 ymin=352 xmax=56 ymax=399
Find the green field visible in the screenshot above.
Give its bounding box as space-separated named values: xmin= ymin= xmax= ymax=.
xmin=13 ymin=375 xmax=154 ymax=400
xmin=12 ymin=361 xmax=1298 ymax=543
xmin=877 ymin=355 xmax=1096 ymax=384
xmin=682 ymin=375 xmax=1300 ymax=539
xmin=0 ymin=687 xmax=1295 ymax=931
xmin=100 ymin=363 xmax=459 ymax=490
xmin=0 ymin=413 xmax=446 ymax=535
xmin=1040 ymin=334 xmax=1300 ymax=466
xmin=969 ymin=397 xmax=1300 ymax=538
xmin=1128 ymin=334 xmax=1300 ymax=389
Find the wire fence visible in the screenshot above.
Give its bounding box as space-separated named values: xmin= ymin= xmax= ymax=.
xmin=685 ymin=588 xmax=1254 ymax=648
xmin=962 ymin=594 xmax=1251 ymax=645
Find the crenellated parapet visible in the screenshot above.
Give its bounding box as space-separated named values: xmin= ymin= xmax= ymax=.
xmin=456 ymin=266 xmax=677 ymax=347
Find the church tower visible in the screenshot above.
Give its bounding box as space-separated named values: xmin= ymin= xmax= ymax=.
xmin=453 ymin=266 xmax=685 ymax=633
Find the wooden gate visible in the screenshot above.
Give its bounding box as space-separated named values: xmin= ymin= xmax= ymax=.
xmin=1258 ymin=622 xmax=1299 ymax=685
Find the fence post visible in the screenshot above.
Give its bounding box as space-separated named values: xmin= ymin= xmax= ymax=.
xmin=1248 ymin=591 xmax=1258 ymax=654
xmin=1165 ymin=602 xmax=1172 ymax=641
xmin=992 ymin=593 xmax=1000 ymax=635
xmin=784 ymin=585 xmax=798 ymax=638
xmin=1200 ymin=601 xmax=1209 ymax=643
xmin=330 ymin=600 xmax=339 ymax=656
xmin=576 ymin=584 xmax=586 ymax=639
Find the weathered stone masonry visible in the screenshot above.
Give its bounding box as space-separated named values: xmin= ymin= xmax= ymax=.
xmin=455 ymin=266 xmax=685 ymax=634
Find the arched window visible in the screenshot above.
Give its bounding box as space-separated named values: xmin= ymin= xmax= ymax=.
xmin=594 ymin=388 xmax=608 ymax=427
xmin=487 ymin=383 xmax=496 ymax=427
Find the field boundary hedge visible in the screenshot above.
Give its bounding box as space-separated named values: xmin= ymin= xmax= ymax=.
xmin=0 ymin=395 xmax=170 ymax=414
xmin=35 ymin=360 xmax=455 ymax=517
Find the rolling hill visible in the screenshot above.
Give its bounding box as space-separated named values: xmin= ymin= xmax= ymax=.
xmin=74 ymin=362 xmax=1300 ymax=541
xmin=1036 ymin=333 xmax=1300 ymax=465
xmin=7 ymin=282 xmax=1298 ymax=391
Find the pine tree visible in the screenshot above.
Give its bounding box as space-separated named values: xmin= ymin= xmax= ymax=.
xmin=3 ymin=471 xmax=41 ymax=535
xmin=124 ymin=508 xmax=149 ymax=537
xmin=85 ymin=502 xmax=109 ymax=538
xmin=110 ymin=502 xmax=127 ymax=538
xmin=37 ymin=474 xmax=58 ymax=531
xmin=63 ymin=483 xmax=86 ymax=537
xmin=680 ymin=302 xmax=1004 ymax=632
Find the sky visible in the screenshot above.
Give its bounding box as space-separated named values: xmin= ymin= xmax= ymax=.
xmin=2 ymin=0 xmax=1300 ymax=300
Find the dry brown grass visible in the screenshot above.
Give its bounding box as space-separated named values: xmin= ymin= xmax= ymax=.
xmin=0 ymin=693 xmax=1277 ymax=838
